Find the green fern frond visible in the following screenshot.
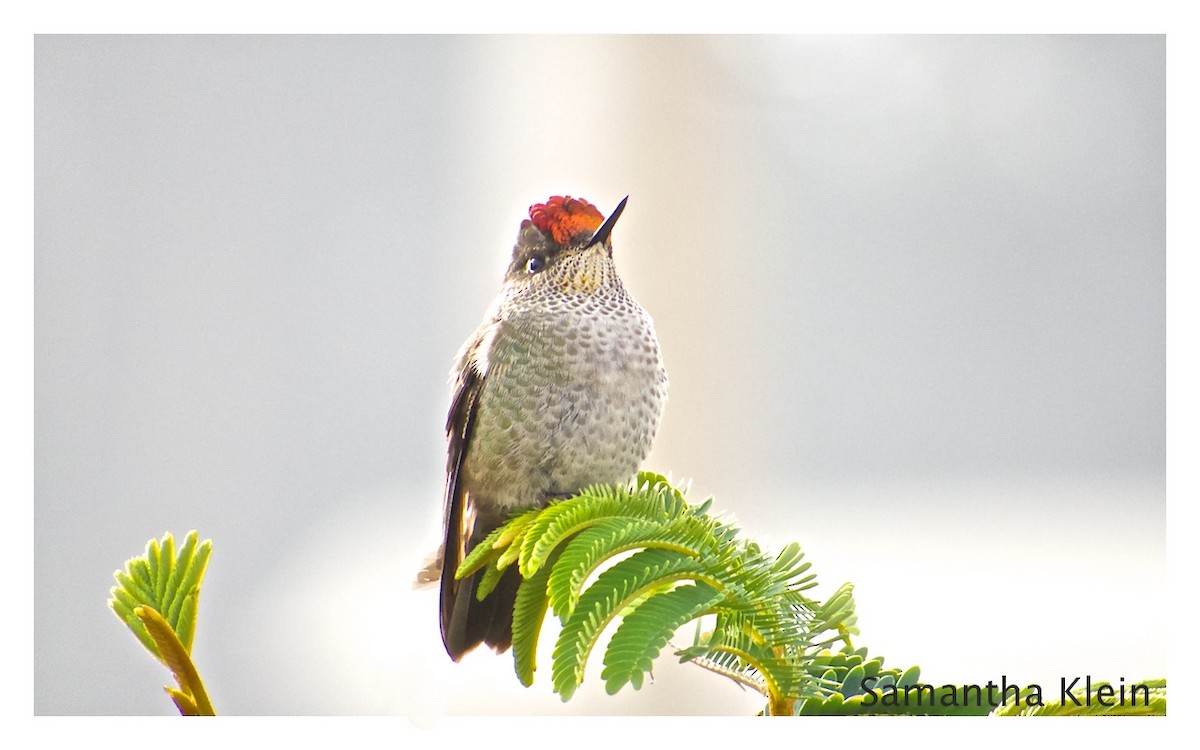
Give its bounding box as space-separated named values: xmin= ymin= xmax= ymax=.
xmin=511 ymin=548 xmax=562 ymax=686
xmin=687 ymin=605 xmax=833 ymax=703
xmin=602 ymin=583 xmax=725 ymax=694
xmin=109 ymin=531 xmax=211 ymax=658
xmin=814 ymin=582 xmax=856 ymax=629
xmin=458 ymin=475 xmax=861 ymax=708
xmin=546 ymin=515 xmax=723 ymax=621
xmin=475 ymin=554 xmax=507 ymax=600
xmin=456 ymin=474 xmax=1166 ymax=716
xmin=519 ymin=479 xmax=686 ymax=577
xmin=108 ymin=531 xmax=215 ymax=715
xmin=552 ymin=548 xmax=709 ymax=700
xmin=457 ymin=507 xmax=541 ymax=579
xmin=546 ymin=518 xmax=665 ymax=621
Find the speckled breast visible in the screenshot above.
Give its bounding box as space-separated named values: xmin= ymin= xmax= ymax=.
xmin=462 ymin=284 xmax=668 ymax=511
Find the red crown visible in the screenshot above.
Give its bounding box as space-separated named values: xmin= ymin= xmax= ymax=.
xmin=529 ymin=196 xmax=604 ymax=245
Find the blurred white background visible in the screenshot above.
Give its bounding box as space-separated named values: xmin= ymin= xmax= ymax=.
xmin=35 ymin=35 xmax=1163 ymax=715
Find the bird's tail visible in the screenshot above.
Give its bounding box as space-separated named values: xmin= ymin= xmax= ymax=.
xmin=440 ymin=549 xmax=521 ymax=661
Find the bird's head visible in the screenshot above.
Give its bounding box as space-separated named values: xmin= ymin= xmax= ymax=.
xmin=504 ymin=195 xmax=629 ymax=296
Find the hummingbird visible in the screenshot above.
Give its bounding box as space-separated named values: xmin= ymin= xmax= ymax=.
xmin=435 ymin=195 xmax=668 ymax=661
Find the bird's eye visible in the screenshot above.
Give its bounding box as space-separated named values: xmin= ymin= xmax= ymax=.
xmin=526 ymin=255 xmax=545 ymax=274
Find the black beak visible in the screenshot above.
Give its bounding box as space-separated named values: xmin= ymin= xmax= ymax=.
xmin=585 ymin=196 xmax=628 ymax=249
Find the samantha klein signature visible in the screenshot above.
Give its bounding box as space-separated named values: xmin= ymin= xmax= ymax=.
xmin=860 ymin=675 xmax=1155 ymax=709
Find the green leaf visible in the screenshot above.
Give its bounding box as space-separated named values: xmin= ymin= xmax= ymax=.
xmin=546 ymin=516 xmax=717 ymax=621
xmin=457 ymin=507 xmax=541 ymax=579
xmin=520 ymin=483 xmax=671 ymax=577
xmin=476 ymin=557 xmax=507 ymax=601
xmin=511 ymin=548 xmax=562 ymax=687
xmin=109 ymin=531 xmax=212 ymax=663
xmin=108 ymin=531 xmax=215 ymax=715
xmin=457 ymin=474 xmax=1166 ymax=716
xmin=552 ymin=548 xmax=705 ymax=700
xmin=602 ymin=583 xmax=724 ymax=694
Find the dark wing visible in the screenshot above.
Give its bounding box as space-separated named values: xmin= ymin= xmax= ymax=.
xmin=440 ymin=323 xmax=524 ymax=660
xmin=439 ymin=344 xmax=483 ymax=658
